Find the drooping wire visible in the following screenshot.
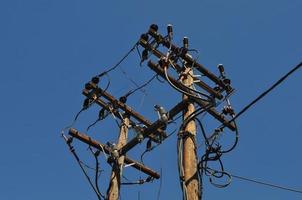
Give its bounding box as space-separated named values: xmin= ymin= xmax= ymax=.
xmin=195 ymin=113 xmax=239 ymax=189
xmin=62 ymin=73 xmax=112 ymax=135
xmin=204 ymin=167 xmax=232 ymax=188
xmin=197 ymin=61 xmax=302 ymax=188
xmin=118 ymin=65 xmax=146 ymax=93
xmin=89 ymin=72 xmax=111 ymax=105
xmin=79 ymin=160 xmax=101 ymax=172
xmin=89 ymin=146 xmax=105 ymax=199
xmin=163 ymin=65 xmax=212 ymax=102
xmin=86 ymin=108 xmax=109 ymax=132
xmin=62 ymin=135 xmax=104 ymax=200
xmin=123 ymin=74 xmax=157 ymax=99
xmin=61 ymin=107 xmax=86 ymax=135
xmin=97 ymin=43 xmax=138 ymax=77
xmin=169 ymin=60 xmax=213 ymax=100
xmin=177 ymin=104 xmax=215 ymax=200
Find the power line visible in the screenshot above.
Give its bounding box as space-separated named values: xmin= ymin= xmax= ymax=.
xmin=124 ymin=74 xmax=157 ymax=98
xmin=97 ymin=43 xmax=138 ymax=77
xmin=62 ymin=134 xmax=104 ymax=200
xmin=231 ymin=173 xmax=302 ymax=194
xmin=226 ymin=62 xmax=302 ymax=126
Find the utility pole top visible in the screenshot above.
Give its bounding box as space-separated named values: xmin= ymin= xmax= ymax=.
xmin=63 ymin=24 xmax=238 ymax=200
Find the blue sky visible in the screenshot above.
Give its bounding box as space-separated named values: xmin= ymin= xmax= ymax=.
xmin=0 ymin=0 xmax=301 ymax=200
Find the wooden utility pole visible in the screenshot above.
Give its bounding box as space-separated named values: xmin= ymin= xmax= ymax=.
xmin=107 ymin=115 xmax=130 ymax=200
xmin=64 ymin=24 xmax=237 ymax=200
xmin=181 ymin=67 xmax=200 ymax=200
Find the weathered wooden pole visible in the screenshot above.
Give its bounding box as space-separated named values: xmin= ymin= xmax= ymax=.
xmin=107 ymin=115 xmax=130 ymax=200
xmin=181 ymin=67 xmax=200 ymax=200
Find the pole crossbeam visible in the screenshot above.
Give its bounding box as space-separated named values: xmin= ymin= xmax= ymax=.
xmin=139 ymin=38 xmax=223 ymax=100
xmin=69 ymin=128 xmax=160 ymax=179
xmin=83 ymin=82 xmax=167 ymax=143
xmin=147 ymin=61 xmax=236 ymax=131
xmin=119 ymin=99 xmax=190 ymax=155
xmin=146 ymin=28 xmax=233 ymax=93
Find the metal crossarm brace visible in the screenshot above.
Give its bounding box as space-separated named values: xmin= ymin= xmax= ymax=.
xmin=69 ymin=128 xmax=160 ymax=179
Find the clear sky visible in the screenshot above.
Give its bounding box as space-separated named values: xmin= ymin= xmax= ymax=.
xmin=0 ymin=0 xmax=301 ymax=200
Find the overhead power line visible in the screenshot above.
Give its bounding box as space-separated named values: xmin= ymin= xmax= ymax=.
xmin=97 ymin=43 xmax=138 ymax=77
xmin=226 ymin=62 xmax=302 ymax=125
xmin=231 ymin=173 xmax=302 ymax=194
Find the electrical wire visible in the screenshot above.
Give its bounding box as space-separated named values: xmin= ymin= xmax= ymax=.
xmin=97 ymin=43 xmax=138 ymax=77
xmin=86 ymin=109 xmax=110 ymax=132
xmin=169 ymin=60 xmax=212 ymax=100
xmin=231 ymin=173 xmax=302 ymax=194
xmin=207 ymin=167 xmax=232 ymax=188
xmin=197 ymin=61 xmax=302 ymax=188
xmin=164 ymin=65 xmax=212 ymax=102
xmin=118 ymin=65 xmax=145 ymax=92
xmin=62 ymin=135 xmax=103 ymax=200
xmin=224 ymin=61 xmax=302 ymax=127
xmin=124 ymin=74 xmax=157 ymax=98
xmin=61 ymin=107 xmax=86 ymax=135
xmin=177 ymin=104 xmax=214 ymax=200
xmin=89 ymin=72 xmax=111 ymax=105
xmin=79 ymin=160 xmax=101 ymax=172
xmin=89 ymin=147 xmax=105 ymax=199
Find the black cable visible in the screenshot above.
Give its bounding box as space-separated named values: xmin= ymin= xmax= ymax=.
xmin=62 ymin=135 xmax=103 ymax=200
xmin=220 ymin=121 xmax=238 ymax=154
xmin=124 ymin=74 xmax=157 ymax=98
xmin=80 ymin=73 xmax=111 ymax=122
xmin=79 ymin=160 xmax=100 ymax=172
xmin=195 ymin=118 xmax=210 ymax=146
xmin=86 ymin=118 xmax=101 ymax=132
xmin=231 ymin=173 xmax=302 ymax=194
xmin=208 ymin=168 xmax=232 ymax=188
xmin=60 ymin=107 xmax=86 ymax=136
xmin=225 ymin=61 xmax=302 ymax=127
xmin=169 ymin=60 xmax=213 ymax=100
xmin=179 ymin=103 xmax=215 ymax=134
xmin=90 ymin=73 xmax=111 ymax=105
xmin=119 ymin=65 xmax=142 ymax=88
xmin=86 ymin=109 xmax=110 ymax=132
xmin=89 ymin=147 xmax=105 ymax=199
xmin=177 ymin=105 xmax=214 ymax=200
xmin=164 ymin=66 xmax=211 ymax=102
xmin=97 ymin=43 xmax=138 ymax=77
